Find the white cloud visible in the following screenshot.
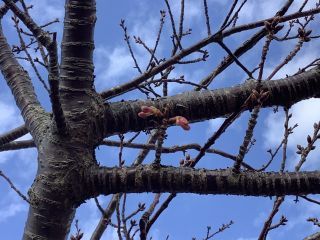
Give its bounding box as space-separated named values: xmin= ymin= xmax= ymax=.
xmin=148 ymin=228 xmax=161 ymax=240
xmin=0 ymin=98 xmax=25 ymax=164
xmin=171 ymin=0 xmax=202 ymax=27
xmin=253 ymin=211 xmax=268 ymax=227
xmin=264 ymin=43 xmax=320 ymax=80
xmin=237 ymin=0 xmax=316 ymax=24
xmin=208 ymin=118 xmax=225 ymax=134
xmin=3 ymin=0 xmax=63 ymax=34
xmin=94 ymin=46 xmax=137 ymax=90
xmin=0 ymin=190 xmax=28 ymax=223
xmin=27 ymin=0 xmax=64 ymax=24
xmin=238 ymin=1 xmax=283 ymax=23
xmin=270 ymin=196 xmax=320 ymax=238
xmin=0 ymin=100 xmax=23 ymax=133
xmin=209 ymin=118 xmax=225 ymax=129
xmin=0 ymin=202 xmax=27 ymax=223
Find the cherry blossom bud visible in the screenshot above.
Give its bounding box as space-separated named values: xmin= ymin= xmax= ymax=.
xmin=172 ymin=116 xmax=190 ymax=130
xmin=138 ymin=106 xmax=163 ymax=118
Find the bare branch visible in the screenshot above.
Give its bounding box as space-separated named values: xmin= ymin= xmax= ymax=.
xmin=0 ymin=169 xmax=30 ymax=203
xmin=101 ymin=4 xmax=317 ymax=99
xmin=0 ymin=124 xmax=28 ymax=146
xmin=83 ymin=166 xmax=320 ymax=197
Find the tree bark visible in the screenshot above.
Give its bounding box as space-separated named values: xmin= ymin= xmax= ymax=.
xmin=82 ymin=165 xmax=320 ymax=198
xmin=23 ymin=136 xmax=96 ymax=239
xmin=103 ymin=67 xmax=320 ymax=135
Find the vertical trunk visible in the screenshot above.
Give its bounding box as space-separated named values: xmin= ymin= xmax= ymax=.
xmin=23 ymin=135 xmax=95 ymax=240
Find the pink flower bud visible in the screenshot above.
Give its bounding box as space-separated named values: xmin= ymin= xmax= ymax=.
xmin=138 ymin=111 xmax=150 ymax=119
xmin=138 ymin=106 xmax=163 ymax=118
xmin=170 ymin=116 xmax=190 ymax=130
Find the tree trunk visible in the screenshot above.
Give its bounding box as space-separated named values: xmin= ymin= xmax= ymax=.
xmin=23 ymin=132 xmax=97 ymax=239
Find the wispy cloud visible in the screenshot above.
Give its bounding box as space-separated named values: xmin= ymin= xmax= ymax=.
xmin=27 ymin=0 xmax=64 ymax=25
xmin=237 ymin=0 xmax=316 ymax=24
xmin=94 ymin=46 xmax=139 ymax=90
xmin=0 ymin=98 xmax=24 ymax=164
xmin=0 ymin=202 xmax=27 ymax=223
xmin=0 ymin=190 xmax=28 ymax=223
xmin=0 ymin=100 xmax=23 ymax=133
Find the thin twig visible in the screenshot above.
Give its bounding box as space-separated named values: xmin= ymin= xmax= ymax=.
xmin=203 ymin=0 xmax=211 ymax=35
xmin=0 ymin=169 xmax=30 ymax=203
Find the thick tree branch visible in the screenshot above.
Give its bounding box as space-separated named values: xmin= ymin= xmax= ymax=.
xmin=0 ymin=124 xmax=28 ymax=146
xmin=48 ymin=33 xmax=68 ymax=134
xmin=0 ymin=22 xmax=45 ymax=138
xmin=82 ymin=165 xmax=320 ymax=198
xmin=0 ymin=140 xmax=34 ymax=151
xmin=60 ymin=0 xmax=96 ymax=95
xmin=3 ymin=0 xmax=52 ymax=46
xmin=103 ymin=67 xmax=320 ymax=136
xmin=90 ymin=131 xmax=160 ymax=240
xmin=3 ymin=0 xmax=68 ymax=134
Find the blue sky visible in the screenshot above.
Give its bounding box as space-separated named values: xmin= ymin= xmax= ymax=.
xmin=1 ymin=0 xmax=320 ymax=239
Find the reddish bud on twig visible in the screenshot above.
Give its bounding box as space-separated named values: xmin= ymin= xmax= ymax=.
xmin=138 ymin=106 xmax=163 ymax=118
xmin=169 ymin=116 xmax=190 ymax=130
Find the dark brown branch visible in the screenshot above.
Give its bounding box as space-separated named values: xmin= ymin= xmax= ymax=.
xmin=304 ymin=232 xmax=320 ymax=240
xmin=217 ymin=40 xmax=253 ymax=78
xmin=0 ymin=140 xmax=34 ymax=152
xmin=233 ymin=107 xmax=260 ymax=172
xmin=196 ymin=25 xmax=283 ymax=89
xmin=203 ymin=0 xmax=211 ymax=35
xmin=0 ymin=124 xmax=28 ymax=146
xmin=220 ymin=0 xmax=238 ymax=30
xmin=103 ymin=67 xmax=320 ymax=136
xmin=3 ymin=0 xmax=52 ymax=47
xmin=90 ymin=131 xmax=160 ymax=240
xmin=120 ymin=19 xmax=142 ymax=74
xmin=0 ymin=23 xmax=45 ymax=138
xmin=0 ymin=0 xmax=17 ymax=18
xmin=299 ymin=195 xmax=320 ymax=205
xmin=146 ymin=193 xmax=176 ymax=234
xmin=139 ymin=193 xmax=161 ymax=240
xmin=5 ymin=0 xmax=67 ymax=134
xmin=48 ymin=33 xmax=68 ymax=134
xmin=90 ymin=194 xmax=119 ymax=240
xmin=223 ymin=7 xmax=320 ymax=38
xmin=258 ymin=197 xmax=284 ymax=240
xmin=12 ymin=15 xmax=49 ymax=93
xmin=59 ymin=0 xmax=97 ymax=108
xmin=83 ymin=166 xmax=320 ymax=198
